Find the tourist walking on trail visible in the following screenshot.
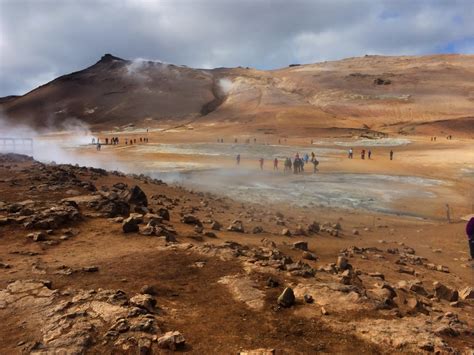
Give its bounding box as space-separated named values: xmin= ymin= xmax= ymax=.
xmin=236 ymin=154 xmax=241 ymax=165
xmin=390 ymin=150 xmax=394 ymax=160
xmin=259 ymin=158 xmax=264 ymax=170
xmin=273 ymin=158 xmax=278 ymax=170
xmin=466 ymin=217 xmax=474 ymax=260
xmin=348 ymin=148 xmax=353 ymax=159
xmin=96 ymin=142 xmax=101 ymax=151
xmin=311 ymin=152 xmax=315 ymax=162
xmin=312 ymin=157 xmax=319 ymax=173
xmin=361 ymin=149 xmax=365 ymax=160
xmin=368 ymin=149 xmax=372 ymax=159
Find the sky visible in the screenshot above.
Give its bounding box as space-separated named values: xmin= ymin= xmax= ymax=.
xmin=1 ymin=0 xmax=473 ymax=97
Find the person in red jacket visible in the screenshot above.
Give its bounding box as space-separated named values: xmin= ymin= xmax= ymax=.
xmin=466 ymin=217 xmax=474 ymax=260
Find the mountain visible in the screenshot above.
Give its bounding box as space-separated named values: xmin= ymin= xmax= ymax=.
xmin=1 ymin=53 xmax=474 ymax=136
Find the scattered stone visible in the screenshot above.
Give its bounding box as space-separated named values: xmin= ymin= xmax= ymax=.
xmin=302 ymin=251 xmax=317 ymax=261
xmin=266 ymin=277 xmax=279 ymax=288
xmin=321 ymin=307 xmax=329 ymax=315
xmin=130 ymin=294 xmax=156 ymax=312
xmin=122 ymin=217 xmax=139 ymax=233
xmin=292 ymin=241 xmax=308 ymax=251
xmin=281 ymin=228 xmax=291 ymax=237
xmin=433 ymin=282 xmax=458 ymax=302
xmin=204 ymin=231 xmax=217 ymax=238
xmin=252 ymin=226 xmax=264 ymax=234
xmin=304 ymin=294 xmax=314 ymax=303
xmin=82 ymin=266 xmax=99 ymax=272
xmin=352 ymin=229 xmax=359 ymax=235
xmin=227 ymin=220 xmax=244 ymax=233
xmin=277 ymin=287 xmax=295 ymax=307
xmin=459 ymin=286 xmax=473 ymax=300
xmin=336 ymin=256 xmax=349 ymax=271
xmin=398 ymin=266 xmax=415 ymax=275
xmin=157 ymin=331 xmax=186 ymax=350
xmin=210 ymin=220 xmax=222 ymax=230
xmin=141 ymin=285 xmax=158 ymax=295
xmin=181 ymin=214 xmax=202 ymax=226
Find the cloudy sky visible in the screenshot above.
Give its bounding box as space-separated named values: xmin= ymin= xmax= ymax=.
xmin=1 ymin=0 xmax=473 ymax=96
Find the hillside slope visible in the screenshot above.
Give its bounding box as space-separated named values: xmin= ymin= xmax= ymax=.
xmin=1 ymin=54 xmax=474 ymax=135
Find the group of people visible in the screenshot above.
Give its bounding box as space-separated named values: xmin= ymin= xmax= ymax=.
xmin=239 ymin=152 xmax=320 ymax=174
xmin=92 ymin=136 xmax=149 ymax=150
xmin=348 ymin=148 xmax=394 ymax=160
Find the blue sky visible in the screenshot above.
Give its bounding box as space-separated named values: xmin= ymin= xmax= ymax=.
xmin=0 ymin=0 xmax=473 ymax=96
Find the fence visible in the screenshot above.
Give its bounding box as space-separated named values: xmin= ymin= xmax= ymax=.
xmin=0 ymin=138 xmax=34 ymax=155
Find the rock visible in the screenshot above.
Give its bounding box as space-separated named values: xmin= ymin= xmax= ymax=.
xmin=459 ymin=286 xmax=474 ymax=300
xmin=143 ymin=213 xmax=162 ymax=225
xmin=127 ymin=185 xmax=148 ymax=207
xmin=261 ymin=238 xmax=276 ymax=248
xmin=336 ymin=256 xmax=349 ymax=271
xmin=210 ymin=221 xmax=222 ymax=230
xmin=252 ymin=226 xmax=264 ymax=234
xmin=138 ymin=337 xmax=152 ymax=355
xmin=130 ymin=294 xmax=156 ymax=312
xmin=277 ymin=287 xmax=295 ymax=307
xmin=352 ymin=229 xmax=359 ymax=235
xmin=398 ymin=266 xmax=415 ymax=275
xmin=266 ymin=277 xmax=279 ymax=288
xmin=368 ymin=272 xmax=385 ymax=280
xmin=281 ymin=228 xmax=291 ymax=237
xmin=302 ymin=251 xmax=317 ymax=261
xmin=306 ymin=222 xmax=320 ymax=234
xmin=227 ymin=220 xmax=244 ymax=233
xmin=194 ymin=225 xmax=204 ymax=233
xmin=157 ymin=207 xmax=170 ymax=221
xmin=204 ymin=231 xmax=217 ymax=238
xmin=433 ymin=282 xmax=458 ymax=302
xmin=182 ymin=214 xmax=202 ymax=226
xmin=122 ymin=217 xmax=139 ymax=233
xmin=239 ymin=349 xmax=275 ymax=355
xmin=141 ymin=285 xmax=158 ymax=295
xmin=304 ymin=294 xmax=314 ymax=303
xmin=82 ymin=266 xmax=99 ymax=272
xmin=292 ymin=241 xmax=308 ymax=251
xmin=29 ymin=231 xmax=47 ymax=242
xmin=321 ymin=306 xmax=329 ymax=315
xmin=157 ymin=331 xmax=186 ymax=350
xmin=140 ymin=225 xmax=155 ymax=236
xmin=409 ymin=283 xmax=428 ymax=297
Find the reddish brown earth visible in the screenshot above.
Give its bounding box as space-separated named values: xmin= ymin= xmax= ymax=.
xmin=0 ymin=154 xmax=472 ymax=354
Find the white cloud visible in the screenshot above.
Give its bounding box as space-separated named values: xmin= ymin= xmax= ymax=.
xmin=0 ymin=0 xmax=473 ymax=96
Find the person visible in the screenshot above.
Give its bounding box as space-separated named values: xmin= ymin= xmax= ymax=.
xmin=304 ymin=153 xmax=309 ymax=164
xmin=311 ymin=152 xmax=315 ymax=162
xmin=92 ymin=138 xmax=95 ymax=144
xmin=125 ymin=138 xmax=128 ymax=145
xmin=312 ymin=158 xmax=319 ymax=173
xmin=259 ymin=158 xmax=264 ymax=170
xmin=278 ymin=139 xmax=281 ymax=144
xmin=390 ymin=150 xmax=394 ymax=160
xmin=466 ymin=217 xmax=474 ymax=260
xmin=96 ymin=142 xmax=101 ymax=151
xmin=348 ymin=148 xmax=353 ymax=159
xmin=273 ymin=158 xmax=278 ymax=170
xmin=368 ymin=149 xmax=372 ymax=159
xmin=361 ymin=149 xmax=365 ymax=160
xmin=236 ymin=154 xmax=241 ymax=165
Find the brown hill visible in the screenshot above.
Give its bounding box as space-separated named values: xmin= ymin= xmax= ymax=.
xmin=1 ymin=53 xmax=474 ymax=135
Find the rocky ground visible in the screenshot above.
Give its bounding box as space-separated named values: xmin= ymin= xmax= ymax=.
xmin=0 ymin=153 xmax=473 ymax=354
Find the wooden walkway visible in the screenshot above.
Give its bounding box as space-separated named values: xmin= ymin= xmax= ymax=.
xmin=0 ymin=137 xmax=34 ymax=155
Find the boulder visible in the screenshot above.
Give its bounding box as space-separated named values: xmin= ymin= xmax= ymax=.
xmin=210 ymin=220 xmax=222 ymax=230
xmin=181 ymin=215 xmax=202 ymax=226
xmin=336 ymin=256 xmax=349 ymax=270
xmin=122 ymin=217 xmax=139 ymax=233
xmin=157 ymin=331 xmax=186 ymax=350
xmin=459 ymin=286 xmax=474 ymax=300
xmin=157 ymin=208 xmax=170 ymax=221
xmin=306 ymin=221 xmax=320 ymax=234
xmin=302 ymin=251 xmax=317 ymax=261
xmin=252 ymin=226 xmax=264 ymax=234
xmin=227 ymin=220 xmax=244 ymax=233
xmin=127 ymin=185 xmax=148 ymax=207
xmin=433 ymin=282 xmax=458 ymax=302
xmin=277 ymin=287 xmax=295 ymax=307
xmin=292 ymin=241 xmax=308 ymax=251
xmin=130 ymin=294 xmax=156 ymax=312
